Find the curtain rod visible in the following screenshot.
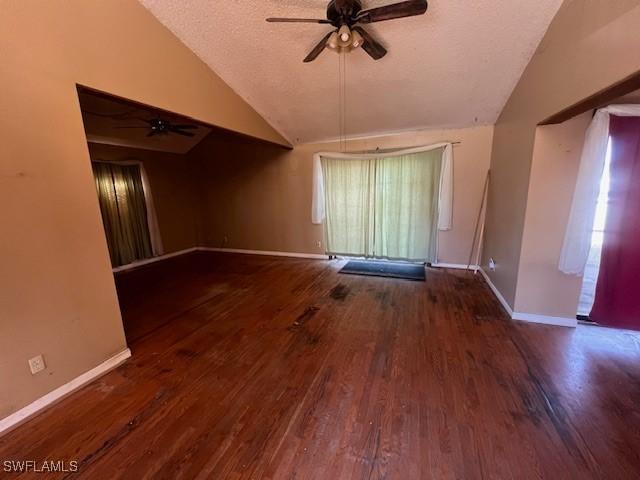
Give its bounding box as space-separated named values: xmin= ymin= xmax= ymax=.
xmin=372 ymin=141 xmax=461 ymax=153
xmin=91 ymin=158 xmax=142 ymax=164
xmin=91 ymin=159 xmax=146 ymax=170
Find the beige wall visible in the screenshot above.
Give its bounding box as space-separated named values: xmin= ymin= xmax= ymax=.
xmin=514 ymin=112 xmax=591 ymax=318
xmin=0 ymin=1 xmax=286 ymax=420
xmin=87 ymin=143 xmax=201 ymax=255
xmin=483 ymin=0 xmax=640 ymax=309
xmin=191 ymin=126 xmax=494 ymax=265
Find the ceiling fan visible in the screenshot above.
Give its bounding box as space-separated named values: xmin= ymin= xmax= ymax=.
xmin=267 ymin=0 xmax=428 ymax=62
xmin=115 ymin=118 xmax=199 ymax=137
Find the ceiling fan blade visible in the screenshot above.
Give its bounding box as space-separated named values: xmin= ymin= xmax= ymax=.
xmin=147 ymin=131 xmax=159 ymax=137
xmin=169 ymin=128 xmax=196 ymax=137
xmin=352 ymin=27 xmax=387 ymax=60
xmin=115 ymin=126 xmax=149 ymax=129
xmin=267 ymin=17 xmax=331 ymax=24
xmin=356 ymin=0 xmax=427 ymax=24
xmin=170 ymin=124 xmax=198 ymax=129
xmin=303 ymin=30 xmax=335 ymax=63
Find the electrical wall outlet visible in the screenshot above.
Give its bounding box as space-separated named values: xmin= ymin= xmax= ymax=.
xmin=489 ymin=258 xmax=496 ymax=271
xmin=316 ymin=240 xmax=322 ymax=249
xmin=223 ymin=235 xmax=228 ymax=246
xmin=28 ymin=355 xmax=46 ymax=375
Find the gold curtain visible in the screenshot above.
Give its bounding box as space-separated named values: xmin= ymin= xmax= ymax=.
xmin=92 ymin=162 xmax=153 ymax=267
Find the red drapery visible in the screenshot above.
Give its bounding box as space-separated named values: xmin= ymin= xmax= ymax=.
xmin=590 ymin=115 xmax=640 ymax=329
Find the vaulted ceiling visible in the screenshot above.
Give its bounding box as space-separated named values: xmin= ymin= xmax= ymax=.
xmin=139 ymin=0 xmax=563 ymax=144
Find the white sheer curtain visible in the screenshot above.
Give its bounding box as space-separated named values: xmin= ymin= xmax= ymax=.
xmin=313 ymin=143 xmax=453 ymax=262
xmin=321 ymin=157 xmax=375 ymax=257
xmin=373 ymin=151 xmax=442 ymax=261
xmin=559 ymin=105 xmax=640 ymax=275
xmin=312 ymin=143 xmax=454 ymax=228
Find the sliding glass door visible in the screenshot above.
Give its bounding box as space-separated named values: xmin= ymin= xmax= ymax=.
xmin=321 ymin=148 xmax=443 ymax=262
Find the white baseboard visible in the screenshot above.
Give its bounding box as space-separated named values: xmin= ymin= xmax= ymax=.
xmin=113 ymin=248 xmax=199 ymax=273
xmin=202 ymin=247 xmax=329 ymax=260
xmin=478 ymin=268 xmax=576 ymax=328
xmin=432 ymin=262 xmax=480 ymax=271
xmin=0 ymin=349 xmax=131 ymax=437
xmin=478 ymin=267 xmax=514 ymax=316
xmin=512 ymin=312 xmax=578 ymax=328
xmin=112 ymin=246 xmax=329 ymax=274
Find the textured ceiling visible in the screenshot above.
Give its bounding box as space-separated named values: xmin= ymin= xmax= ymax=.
xmin=139 ymin=0 xmax=563 ymax=144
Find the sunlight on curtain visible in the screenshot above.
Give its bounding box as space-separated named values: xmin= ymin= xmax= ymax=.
xmin=374 ymin=150 xmax=442 ymax=261
xmin=92 ymin=162 xmax=153 ymax=267
xmin=322 ymin=157 xmax=375 ymax=257
xmin=577 ymin=139 xmax=612 ymax=315
xmin=321 ymin=149 xmax=443 ymax=261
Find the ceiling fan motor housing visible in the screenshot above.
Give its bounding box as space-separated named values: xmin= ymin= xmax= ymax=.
xmin=150 ymin=119 xmax=169 ymax=134
xmin=327 ymin=0 xmax=363 ymax=26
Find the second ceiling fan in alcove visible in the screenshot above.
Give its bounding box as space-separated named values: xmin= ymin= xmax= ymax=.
xmin=267 ymin=0 xmax=429 ymax=62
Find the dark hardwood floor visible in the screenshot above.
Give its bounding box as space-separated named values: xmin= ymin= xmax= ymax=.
xmin=1 ymin=251 xmax=640 ymax=479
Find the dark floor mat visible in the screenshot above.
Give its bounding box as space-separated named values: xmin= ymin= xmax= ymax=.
xmin=339 ymin=260 xmax=426 ymax=281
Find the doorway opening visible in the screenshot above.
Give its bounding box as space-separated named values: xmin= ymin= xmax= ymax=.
xmin=76 ymin=86 xmax=213 ymax=342
xmin=577 ymin=139 xmax=612 ymax=318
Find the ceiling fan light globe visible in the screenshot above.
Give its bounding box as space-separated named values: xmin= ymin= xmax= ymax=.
xmin=351 ymin=30 xmax=364 ymax=48
xmin=327 ymin=31 xmax=340 ymax=49
xmin=338 ymin=25 xmax=351 ymax=43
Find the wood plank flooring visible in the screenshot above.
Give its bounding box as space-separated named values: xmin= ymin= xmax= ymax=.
xmin=1 ymin=251 xmax=640 ymax=479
